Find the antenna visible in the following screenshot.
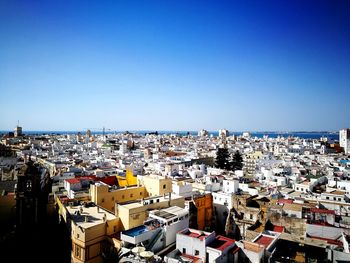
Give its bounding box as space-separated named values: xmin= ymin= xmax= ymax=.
xmin=17 ymin=120 xmax=19 ymax=126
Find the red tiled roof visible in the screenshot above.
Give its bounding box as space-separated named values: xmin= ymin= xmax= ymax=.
xmin=277 ymin=199 xmax=294 ymax=204
xmin=255 ymin=235 xmax=274 ymax=248
xmin=99 ymin=176 xmax=118 ymax=186
xmin=273 ymin=225 xmax=284 ymax=233
xmin=208 ymin=235 xmax=235 ymax=251
xmin=65 ymin=178 xmax=80 ymax=184
xmin=310 ymin=208 xmax=335 ymax=215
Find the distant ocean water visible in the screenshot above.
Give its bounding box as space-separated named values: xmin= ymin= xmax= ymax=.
xmin=0 ymin=130 xmax=339 ymax=140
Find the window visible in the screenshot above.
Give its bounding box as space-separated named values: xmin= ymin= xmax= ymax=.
xmin=250 ymin=214 xmax=253 ymax=220
xmin=326 ymin=196 xmax=329 ymax=200
xmin=113 ymin=226 xmax=117 ymax=232
xmin=195 ymin=250 xmax=199 ymax=256
xmin=140 ymin=192 xmax=143 ymax=196
xmin=130 ymin=193 xmax=133 ymax=198
xmin=296 ymin=187 xmax=299 ymax=191
xmin=101 ymin=198 xmax=104 ymax=203
xmin=75 ymin=244 xmax=81 ymax=259
xmin=183 ymin=248 xmax=186 ymax=254
xmin=338 ymin=198 xmax=341 ymax=201
xmin=150 ymin=200 xmax=154 ymax=204
xmin=112 ymin=197 xmax=114 ymax=201
xmin=122 ymin=195 xmax=125 ymax=199
xmin=163 ymin=184 xmax=166 ymax=189
xmin=156 ymin=199 xmax=160 ymax=203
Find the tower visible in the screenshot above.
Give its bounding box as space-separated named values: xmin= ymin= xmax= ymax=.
xmin=14 ymin=120 xmax=22 ymax=137
xmin=340 ymin=128 xmax=350 ymax=154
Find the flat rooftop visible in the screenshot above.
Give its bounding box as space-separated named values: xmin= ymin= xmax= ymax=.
xmin=150 ymin=206 xmax=188 ymax=220
xmin=207 ymin=235 xmax=235 ymax=251
xmin=254 ymin=235 xmax=274 ymax=248
xmin=179 ymin=228 xmax=211 ymax=241
xmin=66 ymin=204 xmax=116 ymax=229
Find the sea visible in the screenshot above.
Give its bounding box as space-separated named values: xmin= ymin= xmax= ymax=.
xmin=0 ymin=130 xmax=339 ymax=140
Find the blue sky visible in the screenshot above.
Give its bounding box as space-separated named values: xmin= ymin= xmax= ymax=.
xmin=0 ymin=0 xmax=349 ymax=131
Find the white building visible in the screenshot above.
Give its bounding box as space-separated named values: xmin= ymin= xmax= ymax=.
xmin=165 ymin=229 xmax=239 ymax=263
xmin=340 ymin=129 xmax=350 ymax=154
xmin=121 ymin=206 xmax=189 ymax=253
xmin=172 ymin=181 xmax=193 ymax=198
xmin=222 ymin=179 xmax=239 ymax=194
xmin=218 ymin=129 xmax=229 ymax=138
xmin=198 ymin=129 xmax=209 ymax=137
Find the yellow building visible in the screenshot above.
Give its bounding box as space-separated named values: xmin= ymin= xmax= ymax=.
xmin=139 ymin=174 xmax=172 ymax=197
xmin=116 ymin=194 xmax=185 ymax=230
xmin=116 ymin=167 xmax=137 ymax=187
xmin=90 ymin=182 xmax=147 ymax=212
xmin=57 ymin=197 xmax=119 ymax=263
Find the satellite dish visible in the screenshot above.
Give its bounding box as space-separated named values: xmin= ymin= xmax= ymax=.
xmin=140 ymin=251 xmax=154 ymax=258
xmin=132 ymin=246 xmax=146 ymax=254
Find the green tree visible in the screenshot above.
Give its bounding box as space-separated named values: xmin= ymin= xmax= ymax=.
xmin=215 ymin=148 xmax=231 ymax=170
xmin=231 ymin=150 xmax=243 ymax=171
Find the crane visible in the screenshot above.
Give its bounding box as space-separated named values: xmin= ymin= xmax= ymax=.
xmin=83 ymin=127 xmax=113 ymax=137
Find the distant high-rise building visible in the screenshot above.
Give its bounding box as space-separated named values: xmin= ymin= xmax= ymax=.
xmin=198 ymin=129 xmax=208 ymax=137
xmin=14 ymin=125 xmax=22 ymax=137
xmin=86 ymin=129 xmax=91 ymax=138
xmin=340 ymin=128 xmax=350 ymax=154
xmin=219 ymin=129 xmax=229 ymax=138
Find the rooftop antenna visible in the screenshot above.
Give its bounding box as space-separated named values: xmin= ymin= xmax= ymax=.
xmin=17 ymin=120 xmax=19 ymax=127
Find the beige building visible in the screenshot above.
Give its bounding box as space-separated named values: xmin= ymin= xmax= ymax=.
xmin=90 ymin=182 xmax=147 ymax=212
xmin=90 ymin=175 xmax=173 ymax=213
xmin=116 ymin=194 xmax=185 ymax=230
xmin=57 ymin=198 xmax=119 ymax=263
xmin=139 ymin=174 xmax=172 ymax=197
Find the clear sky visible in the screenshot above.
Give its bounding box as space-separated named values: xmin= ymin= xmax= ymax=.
xmin=0 ymin=0 xmax=349 ymax=132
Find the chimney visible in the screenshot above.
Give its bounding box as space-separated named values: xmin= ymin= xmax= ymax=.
xmin=85 ymin=216 xmax=88 ymax=223
xmin=103 ymin=213 xmax=106 ymax=222
xmin=97 ymin=206 xmax=100 ymax=213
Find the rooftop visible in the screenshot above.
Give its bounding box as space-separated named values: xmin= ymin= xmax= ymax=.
xmin=310 ymin=208 xmax=335 ymax=215
xmin=207 ymin=235 xmax=235 ymax=252
xmin=150 ymin=206 xmax=188 ymax=221
xmin=254 ymin=235 xmax=274 ymax=248
xmin=179 ymin=228 xmax=211 ymax=241
xmin=66 ymin=204 xmax=116 ymax=229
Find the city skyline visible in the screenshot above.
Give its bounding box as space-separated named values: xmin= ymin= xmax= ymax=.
xmin=1 ymin=1 xmax=350 ymax=131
